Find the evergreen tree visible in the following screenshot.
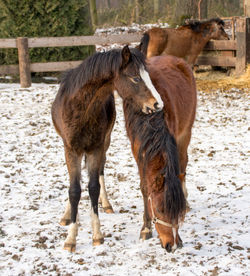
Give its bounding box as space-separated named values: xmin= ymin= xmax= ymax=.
xmin=0 ymin=0 xmax=94 ymax=65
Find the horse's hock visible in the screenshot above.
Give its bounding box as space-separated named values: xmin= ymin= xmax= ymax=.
xmin=0 ymin=17 xmax=249 ymax=87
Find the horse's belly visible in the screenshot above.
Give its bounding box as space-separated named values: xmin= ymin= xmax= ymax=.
xmin=164 ymin=39 xmax=191 ymax=59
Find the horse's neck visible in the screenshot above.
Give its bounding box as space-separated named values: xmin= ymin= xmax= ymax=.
xmin=200 ymin=27 xmax=216 ymax=42
xmin=123 ymin=103 xmax=179 ymax=186
xmin=123 ymin=102 xmax=170 ymax=161
xmin=75 ymin=82 xmax=114 ymax=120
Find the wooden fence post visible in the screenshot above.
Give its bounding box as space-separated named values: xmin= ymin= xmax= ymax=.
xmin=17 ymin=37 xmax=31 ymax=88
xmin=236 ymin=17 xmax=250 ymax=76
xmin=245 ymin=0 xmax=250 ymax=17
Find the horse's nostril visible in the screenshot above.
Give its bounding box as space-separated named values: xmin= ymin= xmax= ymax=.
xmin=165 ymin=243 xmax=172 ymax=253
xmin=153 ymin=102 xmax=159 ymax=110
xmin=146 ymin=107 xmax=152 ymax=114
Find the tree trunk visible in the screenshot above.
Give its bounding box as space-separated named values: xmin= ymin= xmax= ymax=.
xmin=200 ymin=0 xmax=208 ymax=19
xmin=89 ymin=0 xmax=98 ymax=29
xmin=135 ymin=0 xmax=139 ymax=22
xmin=154 ymin=0 xmax=159 ymax=19
xmin=135 ymin=0 xmax=145 ymax=23
xmin=173 ymin=0 xmax=199 ymax=25
xmin=245 ymin=0 xmax=250 ymax=16
xmin=106 ymin=0 xmax=111 ymax=9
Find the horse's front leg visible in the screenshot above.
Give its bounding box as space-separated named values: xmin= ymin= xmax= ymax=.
xmin=63 ymin=147 xmax=82 ymax=252
xmin=140 ymin=180 xmax=152 ymax=240
xmin=87 ymin=150 xmax=104 ymax=245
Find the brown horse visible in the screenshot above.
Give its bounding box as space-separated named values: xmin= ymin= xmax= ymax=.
xmin=139 ymin=18 xmax=229 ymax=67
xmin=123 ymin=55 xmax=197 ymax=252
xmin=51 ymin=46 xmax=164 ymax=252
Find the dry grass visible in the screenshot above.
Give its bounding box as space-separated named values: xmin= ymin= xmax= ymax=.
xmin=195 ymin=65 xmax=250 ymax=92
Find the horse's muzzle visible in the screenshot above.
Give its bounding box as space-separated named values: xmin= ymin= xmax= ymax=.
xmin=165 ymin=243 xmax=172 ymax=253
xmin=143 ymin=102 xmax=162 ymax=114
xmin=153 ymin=102 xmax=162 ymax=111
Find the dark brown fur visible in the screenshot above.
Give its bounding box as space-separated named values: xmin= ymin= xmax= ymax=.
xmin=123 ymin=55 xmax=197 ymax=252
xmin=139 ymin=18 xmax=229 ymax=66
xmin=51 ymin=46 xmax=163 ymax=251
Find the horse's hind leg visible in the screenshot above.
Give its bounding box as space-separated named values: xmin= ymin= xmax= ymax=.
xmin=60 ymin=198 xmax=80 ymax=226
xmin=99 ymin=122 xmax=115 ymax=213
xmin=87 ymin=149 xmax=105 ymax=245
xmin=63 ymin=147 xmax=82 ymax=252
xmin=99 ymin=158 xmax=114 ymax=214
xmin=98 ymin=95 xmax=116 ymax=213
xmin=177 ymin=132 xmax=191 ymax=209
xmin=60 ymin=199 xmax=71 ymax=226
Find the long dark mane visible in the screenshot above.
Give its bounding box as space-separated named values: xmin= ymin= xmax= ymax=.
xmin=138 ymin=33 xmax=150 ymax=56
xmin=182 ymin=17 xmax=225 ymax=33
xmin=58 ymin=48 xmax=146 ymax=97
xmin=123 ymin=101 xmax=186 ymax=221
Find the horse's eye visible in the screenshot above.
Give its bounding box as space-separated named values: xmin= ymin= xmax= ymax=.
xmin=130 ymin=77 xmax=141 ymax=84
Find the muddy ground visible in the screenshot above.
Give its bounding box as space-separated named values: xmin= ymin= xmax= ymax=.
xmin=0 ymin=82 xmax=249 ymax=275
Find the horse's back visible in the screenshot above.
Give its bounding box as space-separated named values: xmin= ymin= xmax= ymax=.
xmin=145 ymin=28 xmax=168 ymax=57
xmin=148 ymin=55 xmax=196 ymax=138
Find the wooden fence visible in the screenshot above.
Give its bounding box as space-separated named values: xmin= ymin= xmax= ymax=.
xmin=0 ymin=17 xmax=249 ymax=88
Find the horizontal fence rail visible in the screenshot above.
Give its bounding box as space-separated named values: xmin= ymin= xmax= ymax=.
xmin=0 ymin=17 xmax=249 ymax=87
xmin=28 ymin=34 xmax=142 ymax=48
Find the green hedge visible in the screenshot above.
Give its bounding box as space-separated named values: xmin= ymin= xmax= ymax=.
xmin=0 ymin=0 xmax=95 ymax=65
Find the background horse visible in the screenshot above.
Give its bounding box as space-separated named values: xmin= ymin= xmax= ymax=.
xmin=51 ymin=45 xmax=164 ymax=252
xmin=139 ymin=18 xmax=229 ymax=67
xmin=123 ymin=55 xmax=197 ymax=252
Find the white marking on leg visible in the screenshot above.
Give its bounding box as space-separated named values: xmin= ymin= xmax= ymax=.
xmin=63 ymin=199 xmax=71 ymax=219
xmin=91 ymin=208 xmax=103 ymax=241
xmin=141 ymin=227 xmax=151 ymax=234
xmin=182 ymin=178 xmax=188 ymax=199
xmin=172 ymin=228 xmax=177 ymax=251
xmin=65 ymin=223 xmax=78 ymax=245
xmin=99 ymin=175 xmax=111 ymax=209
xmin=139 ymin=67 xmax=164 ymax=109
xmin=60 ymin=199 xmax=71 ymax=225
xmin=60 ymin=199 xmax=79 ymax=224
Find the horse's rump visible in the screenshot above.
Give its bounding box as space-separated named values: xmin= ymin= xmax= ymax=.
xmin=139 ymin=28 xmax=168 ymax=57
xmin=147 ymin=55 xmax=197 ymax=138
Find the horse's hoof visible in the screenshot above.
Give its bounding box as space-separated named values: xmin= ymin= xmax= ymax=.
xmin=92 ymin=238 xmax=104 ymax=246
xmin=63 ymin=242 xmax=76 ymax=252
xmin=140 ymin=231 xmax=152 ymax=240
xmin=60 ymin=219 xmax=71 ymax=226
xmin=103 ymin=206 xmax=114 ymax=214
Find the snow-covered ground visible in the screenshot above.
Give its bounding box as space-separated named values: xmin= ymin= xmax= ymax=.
xmin=0 ymin=82 xmax=249 ymax=275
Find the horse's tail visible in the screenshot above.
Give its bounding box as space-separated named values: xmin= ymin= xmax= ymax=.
xmin=163 ymin=136 xmax=187 ymax=222
xmin=138 ymin=32 xmax=150 ymax=56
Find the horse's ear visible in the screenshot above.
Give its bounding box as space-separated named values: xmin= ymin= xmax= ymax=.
xmin=121 ymin=45 xmax=131 ymax=68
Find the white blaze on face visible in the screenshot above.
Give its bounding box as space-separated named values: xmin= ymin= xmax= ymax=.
xmin=139 ymin=67 xmax=164 ymax=109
